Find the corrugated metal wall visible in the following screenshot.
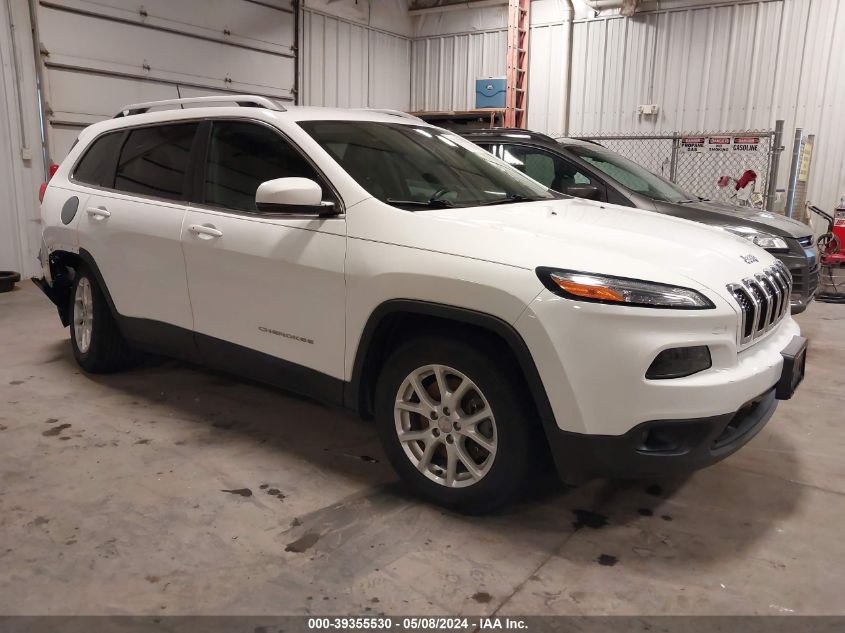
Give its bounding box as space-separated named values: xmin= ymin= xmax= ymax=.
xmin=560 ymin=2 xmax=789 ymax=134
xmin=528 ymin=0 xmax=845 ymax=210
xmin=525 ymin=20 xmax=570 ymax=134
xmin=410 ymin=29 xmax=506 ymax=110
xmin=300 ymin=8 xmax=412 ymax=110
xmin=781 ymin=0 xmax=845 ymax=213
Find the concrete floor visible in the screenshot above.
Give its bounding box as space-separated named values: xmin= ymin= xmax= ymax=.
xmin=1 ymin=281 xmax=844 ymax=616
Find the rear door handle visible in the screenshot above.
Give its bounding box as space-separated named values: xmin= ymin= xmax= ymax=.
xmin=86 ymin=207 xmax=111 ymax=219
xmin=189 ymin=224 xmax=223 ymax=238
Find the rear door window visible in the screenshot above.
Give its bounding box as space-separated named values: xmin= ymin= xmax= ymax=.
xmin=203 ymin=120 xmax=327 ymax=213
xmin=73 ymin=132 xmax=124 ymax=188
xmin=114 ymin=123 xmax=199 ymax=201
xmin=498 ymin=144 xmax=595 ymax=192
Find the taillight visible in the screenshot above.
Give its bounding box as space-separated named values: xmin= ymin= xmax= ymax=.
xmin=38 ymin=163 xmax=60 ymax=203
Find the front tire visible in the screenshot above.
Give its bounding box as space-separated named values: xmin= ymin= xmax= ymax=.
xmin=374 ymin=336 xmax=537 ymax=513
xmin=69 ymin=267 xmax=133 ymax=373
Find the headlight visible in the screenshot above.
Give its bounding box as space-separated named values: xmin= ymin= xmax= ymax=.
xmin=536 ymin=268 xmax=715 ymax=309
xmin=723 ymin=227 xmax=788 ymax=251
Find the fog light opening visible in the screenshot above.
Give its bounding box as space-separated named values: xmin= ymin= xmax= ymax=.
xmin=639 ymin=427 xmax=681 ymax=453
xmin=646 ymin=346 xmax=712 ymax=380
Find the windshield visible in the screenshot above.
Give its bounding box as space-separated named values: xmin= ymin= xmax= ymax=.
xmin=299 ymin=121 xmax=555 ymax=209
xmin=566 ymin=144 xmax=697 ymax=204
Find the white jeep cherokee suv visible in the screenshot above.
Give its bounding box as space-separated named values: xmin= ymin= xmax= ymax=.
xmin=35 ymin=95 xmax=807 ymax=512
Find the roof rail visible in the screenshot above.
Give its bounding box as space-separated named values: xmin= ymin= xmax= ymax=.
xmin=358 ymin=108 xmax=426 ymax=124
xmin=114 ymin=95 xmax=285 ymax=118
xmin=557 ymin=136 xmax=605 ymax=146
xmin=463 ymin=127 xmax=558 ymax=144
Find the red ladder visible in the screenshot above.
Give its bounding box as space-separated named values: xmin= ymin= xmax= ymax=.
xmin=505 ymin=0 xmax=530 ymax=128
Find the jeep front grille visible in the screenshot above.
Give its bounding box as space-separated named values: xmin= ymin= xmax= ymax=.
xmin=727 ymin=262 xmax=792 ymax=346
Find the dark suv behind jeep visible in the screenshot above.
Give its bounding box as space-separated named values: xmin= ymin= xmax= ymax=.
xmin=460 ymin=128 xmax=819 ymax=313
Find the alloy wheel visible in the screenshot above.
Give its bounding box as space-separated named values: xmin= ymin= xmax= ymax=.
xmin=394 ymin=364 xmax=497 ymax=488
xmin=73 ymin=277 xmax=94 ymax=353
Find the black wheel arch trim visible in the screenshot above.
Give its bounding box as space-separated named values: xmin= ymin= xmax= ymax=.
xmin=345 ymin=299 xmax=557 ymax=427
xmin=33 ymin=247 xmax=119 ymax=328
xmin=75 ymin=248 xmax=122 ymax=321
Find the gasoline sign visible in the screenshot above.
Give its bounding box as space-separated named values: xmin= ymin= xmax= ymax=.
xmin=732 ymin=136 xmax=761 ymax=152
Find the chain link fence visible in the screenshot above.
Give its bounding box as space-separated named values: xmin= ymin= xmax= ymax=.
xmin=569 ymin=128 xmax=782 ymax=208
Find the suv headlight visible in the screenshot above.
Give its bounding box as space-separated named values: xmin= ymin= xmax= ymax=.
xmin=536 ymin=268 xmax=715 ymax=309
xmin=723 ymin=227 xmax=788 ymax=251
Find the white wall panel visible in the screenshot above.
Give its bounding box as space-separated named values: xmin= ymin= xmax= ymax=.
xmin=304 ymin=0 xmax=414 ymax=36
xmin=39 ymin=3 xmax=295 ymax=102
xmin=43 ymin=0 xmax=295 ymax=52
xmin=300 ymin=8 xmax=411 ymax=110
xmin=370 ymin=29 xmax=413 ymax=109
xmin=526 ymin=21 xmax=569 ymax=133
xmin=37 ymin=0 xmax=295 ymax=163
xmin=0 ymin=0 xmax=47 ymax=278
xmin=410 ymin=29 xmax=506 ymax=111
xmin=414 ymin=5 xmax=508 ymax=36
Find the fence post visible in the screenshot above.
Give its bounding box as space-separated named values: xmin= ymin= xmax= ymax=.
xmin=784 ymin=127 xmax=804 ymax=219
xmin=766 ymin=119 xmax=784 ymax=212
xmin=669 ymin=137 xmax=680 ymax=182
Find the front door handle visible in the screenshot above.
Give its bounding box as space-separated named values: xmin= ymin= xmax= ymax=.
xmin=86 ymin=207 xmax=111 ymax=219
xmin=189 ymin=224 xmax=223 ymax=239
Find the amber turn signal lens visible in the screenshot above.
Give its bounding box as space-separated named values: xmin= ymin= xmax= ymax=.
xmin=552 ymin=278 xmax=625 ymax=302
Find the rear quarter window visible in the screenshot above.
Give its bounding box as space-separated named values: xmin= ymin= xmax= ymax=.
xmin=73 ymin=132 xmax=124 ymax=187
xmin=114 ymin=123 xmax=198 ymax=201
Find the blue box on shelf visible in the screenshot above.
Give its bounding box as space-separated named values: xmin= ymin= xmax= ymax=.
xmin=475 ymin=77 xmax=506 ymax=109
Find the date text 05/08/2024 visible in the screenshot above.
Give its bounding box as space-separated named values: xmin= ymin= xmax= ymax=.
xmin=307 ymin=616 xmax=528 ymax=630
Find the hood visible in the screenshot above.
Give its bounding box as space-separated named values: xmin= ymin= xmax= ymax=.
xmin=362 ymin=197 xmax=780 ymax=300
xmin=652 ymin=199 xmax=811 ymax=239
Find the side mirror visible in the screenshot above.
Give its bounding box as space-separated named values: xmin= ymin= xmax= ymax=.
xmin=565 ymin=184 xmax=602 ymax=201
xmin=255 ymin=177 xmax=337 ymax=215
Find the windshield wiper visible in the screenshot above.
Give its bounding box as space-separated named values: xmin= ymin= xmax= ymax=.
xmin=386 ymin=198 xmax=455 ymax=209
xmin=477 ymin=193 xmax=547 ymax=206
xmin=387 ymin=193 xmax=548 ymax=209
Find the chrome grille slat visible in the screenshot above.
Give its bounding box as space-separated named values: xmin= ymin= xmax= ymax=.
xmin=759 ymin=277 xmax=774 ymax=330
xmin=744 ymin=277 xmax=763 ymax=334
xmin=771 ymin=264 xmax=786 ymax=320
xmin=781 ymin=262 xmax=794 ymax=311
xmin=766 ymin=270 xmax=784 ymax=320
xmin=728 ymin=263 xmax=791 ymax=347
xmin=756 ymin=274 xmax=776 ymax=331
xmin=774 ymin=267 xmax=790 ymax=318
xmin=774 ymin=268 xmax=788 ymax=318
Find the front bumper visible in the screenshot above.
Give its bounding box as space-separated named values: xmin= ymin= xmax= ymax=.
xmin=546 ymin=388 xmax=778 ymax=482
xmin=517 ymin=288 xmax=801 ymax=438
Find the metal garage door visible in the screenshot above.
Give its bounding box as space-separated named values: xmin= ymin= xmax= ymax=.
xmin=36 ymin=0 xmax=296 ymax=161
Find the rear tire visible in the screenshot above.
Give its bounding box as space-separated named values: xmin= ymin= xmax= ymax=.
xmin=69 ymin=267 xmax=133 ymax=373
xmin=374 ymin=335 xmax=537 ymax=513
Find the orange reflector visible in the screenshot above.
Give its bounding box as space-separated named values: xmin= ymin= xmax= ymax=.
xmin=553 ymin=277 xmax=625 ymax=302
